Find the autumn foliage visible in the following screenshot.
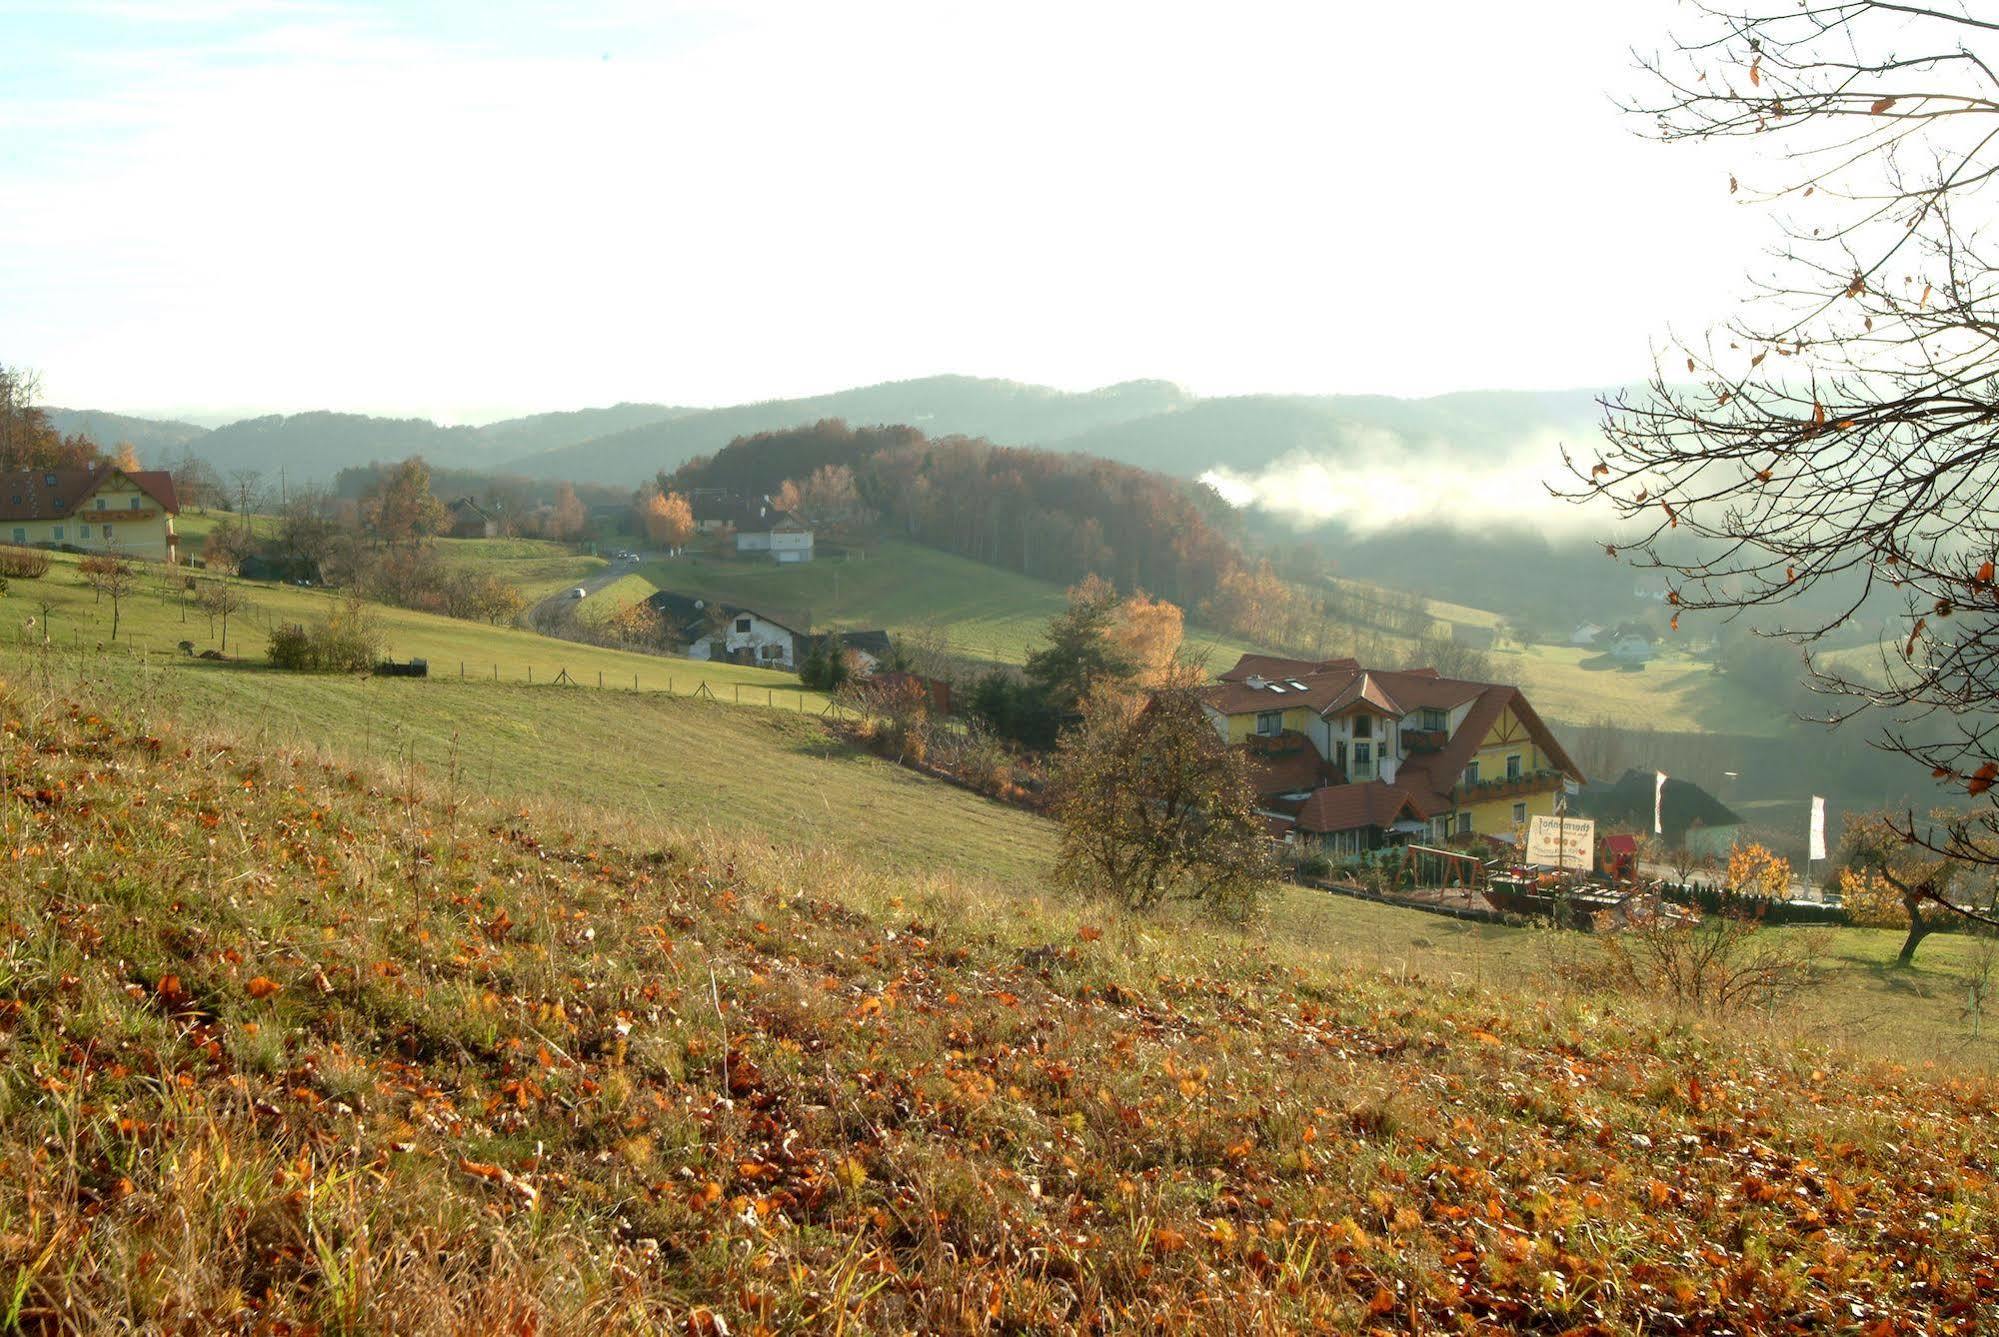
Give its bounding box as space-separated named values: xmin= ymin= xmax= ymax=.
xmin=636 ymin=486 xmax=696 ymax=548
xmin=0 ymin=678 xmax=1994 ymax=1331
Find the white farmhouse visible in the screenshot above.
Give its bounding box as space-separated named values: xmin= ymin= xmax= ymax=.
xmin=735 ymin=500 xmax=813 ymax=563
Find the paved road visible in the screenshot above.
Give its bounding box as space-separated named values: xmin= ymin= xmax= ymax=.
xmin=525 ymin=552 xmax=648 ymax=635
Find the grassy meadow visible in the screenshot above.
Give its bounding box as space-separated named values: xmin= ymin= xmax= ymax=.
xmin=635 ymin=538 xmax=1263 ymax=668
xmin=433 ymin=535 xmax=609 ymax=604
xmin=7 ymin=547 xmax=822 ymax=703
xmin=12 ymin=630 xmax=1995 ymax=1073
xmin=1 ymin=662 xmax=1994 ymax=1331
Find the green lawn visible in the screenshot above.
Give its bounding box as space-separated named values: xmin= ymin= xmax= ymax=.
xmin=432 ymin=535 xmax=609 ymax=605
xmin=7 ymin=639 xmax=1053 ymax=889
xmin=173 ymin=509 xmax=273 ymax=548
xmin=573 ymin=572 xmax=659 ymax=628
xmin=8 ymin=599 xmax=1986 ymax=1065
xmin=5 ymin=550 xmax=825 ymax=705
xmin=1492 ymin=641 xmax=1780 ymax=735
xmin=1277 ymin=884 xmax=1999 ymax=1066
xmin=635 ymin=539 xmax=1262 ymax=668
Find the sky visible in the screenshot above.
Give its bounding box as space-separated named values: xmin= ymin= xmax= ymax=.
xmin=0 ymin=0 xmax=1765 ymax=424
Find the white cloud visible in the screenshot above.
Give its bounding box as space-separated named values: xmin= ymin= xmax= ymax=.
xmin=1201 ymin=430 xmax=1603 ymax=535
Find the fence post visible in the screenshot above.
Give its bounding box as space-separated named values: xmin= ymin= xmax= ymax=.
xmin=598 ymin=670 xmax=603 ymax=688
xmin=460 ymin=661 xmax=464 ymax=679
xmin=667 ymin=676 xmax=672 ymax=694
xmin=527 ymin=666 xmax=532 ymax=683
xmin=735 ymin=684 xmax=740 ymax=704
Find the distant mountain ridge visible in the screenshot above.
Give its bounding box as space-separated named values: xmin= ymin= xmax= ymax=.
xmin=53 ymin=376 xmax=1616 ymax=488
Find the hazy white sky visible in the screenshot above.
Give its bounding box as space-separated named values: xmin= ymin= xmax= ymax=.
xmin=1 ymin=0 xmax=1763 ymax=423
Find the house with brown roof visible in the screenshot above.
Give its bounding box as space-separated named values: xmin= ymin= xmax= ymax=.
xmin=0 ymin=466 xmax=180 ymax=562
xmin=1198 ymin=652 xmax=1584 ymax=854
xmin=446 ymin=496 xmax=498 ymax=539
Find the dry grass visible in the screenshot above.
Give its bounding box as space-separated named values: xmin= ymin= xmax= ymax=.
xmin=1 ymin=661 xmax=1996 ymax=1332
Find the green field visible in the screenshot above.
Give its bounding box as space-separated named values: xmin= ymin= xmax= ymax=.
xmin=13 ymin=626 xmax=1987 ymax=1067
xmin=7 ymin=549 xmax=823 ymax=704
xmin=636 ymin=539 xmax=1261 ymax=668
xmin=572 ymin=571 xmax=659 ymax=627
xmin=23 ymin=649 xmax=1044 ymax=887
xmin=433 ymin=535 xmax=609 ymax=604
xmin=6 ymin=668 xmax=1992 ymax=1329
xmin=1495 ymin=641 xmax=1780 ymax=735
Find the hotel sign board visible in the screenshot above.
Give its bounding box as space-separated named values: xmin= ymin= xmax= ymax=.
xmin=1526 ymin=814 xmax=1595 ymax=869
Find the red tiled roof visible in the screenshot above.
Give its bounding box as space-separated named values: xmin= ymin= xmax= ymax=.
xmin=0 ymin=466 xmax=179 ymax=522
xmin=1242 ymin=732 xmax=1327 ymax=797
xmin=1294 ymin=782 xmax=1422 ymax=835
xmin=1218 ymin=653 xmax=1358 ymax=683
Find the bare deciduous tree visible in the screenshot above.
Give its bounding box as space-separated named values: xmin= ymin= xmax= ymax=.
xmin=1562 ymin=3 xmax=1999 ymax=904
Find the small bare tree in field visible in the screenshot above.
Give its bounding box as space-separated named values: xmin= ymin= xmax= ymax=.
xmin=1562 ymin=3 xmax=1999 ymax=927
xmin=78 ymin=554 xmax=140 ymax=641
xmin=196 ymin=580 xmax=247 ymax=653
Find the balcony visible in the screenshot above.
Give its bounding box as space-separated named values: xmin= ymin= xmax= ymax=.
xmin=1454 ymin=768 xmax=1567 ymax=804
xmin=1399 ymin=728 xmax=1447 ymax=754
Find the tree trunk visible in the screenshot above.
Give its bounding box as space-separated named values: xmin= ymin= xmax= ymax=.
xmin=1898 ymin=891 xmax=1934 ymax=966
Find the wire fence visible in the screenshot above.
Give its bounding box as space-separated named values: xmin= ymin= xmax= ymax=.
xmin=21 ymin=622 xmax=834 ymax=715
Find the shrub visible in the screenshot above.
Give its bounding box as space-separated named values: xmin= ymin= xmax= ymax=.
xmin=0 ymin=545 xmax=51 ymax=579
xmin=267 ymin=623 xmax=314 ymax=670
xmin=1590 ymin=906 xmax=1824 ymax=1016
xmin=265 ymin=596 xmax=384 ymax=673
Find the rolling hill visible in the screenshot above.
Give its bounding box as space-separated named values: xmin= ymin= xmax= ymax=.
xmin=3 ymin=627 xmax=1993 ymax=1330
xmin=500 ymin=375 xmax=1196 ymax=484
xmin=55 ymin=377 xmax=1620 ymax=493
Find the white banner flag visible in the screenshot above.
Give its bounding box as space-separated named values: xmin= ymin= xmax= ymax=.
xmin=1809 ymin=795 xmax=1826 ymax=862
xmin=1654 ymin=771 xmax=1668 ymax=835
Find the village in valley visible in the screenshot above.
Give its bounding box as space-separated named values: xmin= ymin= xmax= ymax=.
xmin=6 ymin=1 xmax=1999 ymax=1331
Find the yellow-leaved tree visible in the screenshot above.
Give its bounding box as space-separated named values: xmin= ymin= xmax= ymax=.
xmin=1724 ymin=842 xmax=1791 ymax=899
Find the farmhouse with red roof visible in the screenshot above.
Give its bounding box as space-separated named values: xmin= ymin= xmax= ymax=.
xmin=1197 ymin=652 xmax=1584 ymax=852
xmin=0 ymin=465 xmax=180 ymax=562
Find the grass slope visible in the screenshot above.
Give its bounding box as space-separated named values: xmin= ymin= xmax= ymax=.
xmin=433 ymin=536 xmax=609 ymax=605
xmin=1 ymin=673 xmax=1994 ymax=1331
xmin=20 ymin=639 xmax=1996 ymax=1068
xmin=635 ymin=540 xmax=1261 ymax=668
xmin=8 ymin=551 xmax=821 ymax=704
xmin=35 ymin=650 xmax=1047 ymax=889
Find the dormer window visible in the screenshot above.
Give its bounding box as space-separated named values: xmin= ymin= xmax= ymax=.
xmin=1352 ymin=714 xmax=1372 ymax=739
xmin=1420 ymin=708 xmax=1446 ymax=731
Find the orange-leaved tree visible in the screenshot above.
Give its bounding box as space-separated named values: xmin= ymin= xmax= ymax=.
xmin=1724 ymin=842 xmax=1791 ymax=899
xmin=1109 ymin=591 xmax=1185 ymax=688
